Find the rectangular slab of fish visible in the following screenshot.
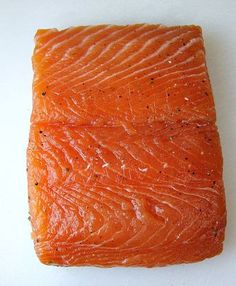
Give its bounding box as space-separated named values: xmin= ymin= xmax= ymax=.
xmin=27 ymin=24 xmax=226 ymax=267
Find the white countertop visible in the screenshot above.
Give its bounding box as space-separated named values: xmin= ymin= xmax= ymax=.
xmin=0 ymin=0 xmax=235 ymax=285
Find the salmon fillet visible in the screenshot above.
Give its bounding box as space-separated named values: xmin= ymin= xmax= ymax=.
xmin=27 ymin=24 xmax=226 ymax=267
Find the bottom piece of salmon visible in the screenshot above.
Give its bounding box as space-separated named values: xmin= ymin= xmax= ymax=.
xmin=27 ymin=121 xmax=226 ymax=267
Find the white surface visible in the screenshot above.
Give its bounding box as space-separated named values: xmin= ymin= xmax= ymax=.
xmin=0 ymin=0 xmax=236 ymax=285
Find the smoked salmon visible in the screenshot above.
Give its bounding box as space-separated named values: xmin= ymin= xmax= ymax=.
xmin=27 ymin=24 xmax=226 ymax=267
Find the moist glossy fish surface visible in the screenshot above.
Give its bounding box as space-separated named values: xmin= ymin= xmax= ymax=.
xmin=28 ymin=24 xmax=226 ymax=267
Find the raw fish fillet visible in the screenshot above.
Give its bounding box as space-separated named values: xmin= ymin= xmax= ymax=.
xmin=27 ymin=24 xmax=226 ymax=267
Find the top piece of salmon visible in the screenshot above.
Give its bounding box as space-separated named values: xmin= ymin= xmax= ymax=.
xmin=28 ymin=24 xmax=226 ymax=267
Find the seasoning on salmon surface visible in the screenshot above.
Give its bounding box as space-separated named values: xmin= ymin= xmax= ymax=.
xmin=27 ymin=24 xmax=226 ymax=267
